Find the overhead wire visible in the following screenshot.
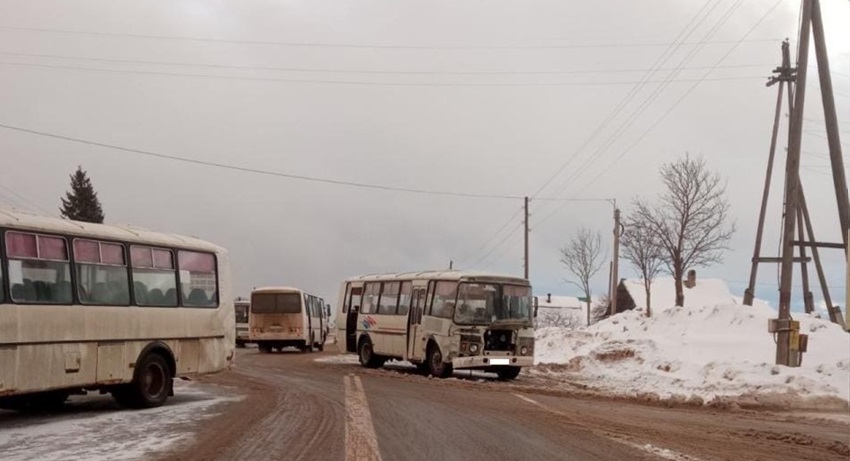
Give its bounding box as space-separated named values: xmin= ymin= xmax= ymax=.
xmin=0 ymin=51 xmax=773 ymax=76
xmin=0 ymin=122 xmax=531 ymax=200
xmin=0 ymin=25 xmax=782 ymax=50
xmin=0 ymin=60 xmax=766 ymax=87
xmin=0 ymin=183 xmax=51 ymax=214
xmin=527 ymin=0 xmax=724 ymax=201
xmin=534 ymin=0 xmax=785 ymax=229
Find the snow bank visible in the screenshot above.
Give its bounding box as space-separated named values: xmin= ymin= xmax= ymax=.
xmin=534 ymin=303 xmax=850 ymax=407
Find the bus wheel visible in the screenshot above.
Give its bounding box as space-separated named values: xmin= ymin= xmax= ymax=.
xmin=427 ymin=345 xmax=453 ymax=379
xmin=415 ymin=362 xmax=429 ymax=375
xmin=317 ymin=342 xmax=324 ymax=352
xmin=496 ymin=367 xmax=522 ymax=381
xmin=258 ymin=344 xmax=272 ymax=353
xmin=358 ymin=338 xmax=383 ymax=368
xmin=113 ymin=353 xmax=172 ymax=409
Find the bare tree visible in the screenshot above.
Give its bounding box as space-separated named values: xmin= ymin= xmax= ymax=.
xmin=621 ymin=213 xmax=664 ymax=317
xmin=560 ymin=228 xmax=606 ymax=324
xmin=634 ymin=154 xmax=735 ymax=307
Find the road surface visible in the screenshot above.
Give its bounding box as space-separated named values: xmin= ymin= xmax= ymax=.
xmin=162 ymin=348 xmax=850 ymax=461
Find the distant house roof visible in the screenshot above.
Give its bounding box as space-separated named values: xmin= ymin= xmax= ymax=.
xmin=620 ymin=277 xmax=735 ymax=310
xmin=535 ymin=294 xmax=583 ymax=310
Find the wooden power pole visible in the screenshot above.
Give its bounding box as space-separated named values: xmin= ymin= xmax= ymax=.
xmin=524 ymin=196 xmax=530 ymax=280
xmin=609 ymin=207 xmax=622 ymax=316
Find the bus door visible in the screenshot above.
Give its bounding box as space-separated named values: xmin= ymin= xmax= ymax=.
xmin=407 ymin=287 xmax=427 ymax=361
xmin=345 ymin=285 xmax=363 ymax=353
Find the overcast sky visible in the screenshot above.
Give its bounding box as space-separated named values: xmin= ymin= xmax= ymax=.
xmin=0 ymin=0 xmax=848 ymax=311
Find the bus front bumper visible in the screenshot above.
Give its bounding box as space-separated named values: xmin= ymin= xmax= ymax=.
xmin=452 ymin=355 xmax=534 ymax=369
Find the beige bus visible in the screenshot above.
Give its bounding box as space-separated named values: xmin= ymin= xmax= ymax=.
xmin=249 ymin=287 xmax=329 ymax=353
xmin=336 ymin=271 xmax=535 ymax=380
xmin=0 ymin=210 xmax=234 ymax=410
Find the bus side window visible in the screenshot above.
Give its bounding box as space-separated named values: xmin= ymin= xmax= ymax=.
xmin=397 ymin=281 xmax=412 ymax=316
xmin=361 ymin=282 xmax=379 ymax=314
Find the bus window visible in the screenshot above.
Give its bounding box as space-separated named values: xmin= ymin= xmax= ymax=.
xmin=6 ymin=232 xmax=72 ymax=304
xmin=178 ymin=251 xmax=218 ymax=307
xmin=361 ymin=283 xmax=379 ymax=314
xmin=252 ymin=293 xmax=302 ymax=313
xmin=74 ymin=239 xmax=130 ymax=305
xmin=430 ymin=281 xmax=457 ymax=319
xmin=131 ymin=246 xmax=178 ymax=307
xmin=377 ymin=282 xmax=399 ymax=315
xmin=397 ymin=282 xmax=412 ymax=316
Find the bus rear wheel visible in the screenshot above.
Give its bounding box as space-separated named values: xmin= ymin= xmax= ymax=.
xmin=258 ymin=344 xmax=272 ymax=353
xmin=358 ymin=338 xmax=383 ymax=368
xmin=113 ymin=353 xmax=172 ymax=409
xmin=427 ymin=345 xmax=453 ymax=379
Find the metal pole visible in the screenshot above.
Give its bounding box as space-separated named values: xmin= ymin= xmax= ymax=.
xmin=777 ymin=0 xmax=813 ymax=367
xmin=524 ymin=196 xmax=529 ymax=280
xmin=811 ymin=0 xmax=850 ymax=248
xmin=744 ymin=42 xmax=790 ymax=306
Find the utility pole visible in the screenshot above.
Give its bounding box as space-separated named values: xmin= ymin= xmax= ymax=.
xmin=744 ymin=40 xmax=793 ymax=306
xmin=776 ymin=0 xmax=813 ymax=367
xmin=609 ymin=207 xmax=622 ymax=317
xmin=523 ymin=196 xmax=530 ymax=280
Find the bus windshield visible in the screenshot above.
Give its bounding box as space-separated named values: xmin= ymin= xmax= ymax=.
xmin=454 ymin=283 xmax=532 ymax=325
xmin=251 ymin=293 xmax=302 ymax=314
xmin=235 ymin=304 xmax=249 ymax=323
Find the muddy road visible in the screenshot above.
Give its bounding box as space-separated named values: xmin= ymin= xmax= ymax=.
xmin=165 ymin=349 xmax=850 ymax=461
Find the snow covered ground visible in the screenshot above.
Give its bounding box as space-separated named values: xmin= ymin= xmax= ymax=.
xmin=0 ymin=380 xmax=240 ymax=461
xmin=534 ymin=302 xmax=850 ymax=409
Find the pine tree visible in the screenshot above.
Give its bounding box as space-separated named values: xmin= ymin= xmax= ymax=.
xmin=60 ymin=167 xmax=105 ymax=223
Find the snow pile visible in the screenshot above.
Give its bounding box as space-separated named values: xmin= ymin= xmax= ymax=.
xmin=621 ymin=277 xmax=735 ymax=310
xmin=534 ymin=303 xmax=850 ymax=407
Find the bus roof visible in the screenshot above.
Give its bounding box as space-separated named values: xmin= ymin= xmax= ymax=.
xmin=343 ymin=270 xmax=529 ymax=284
xmin=252 ymin=286 xmax=304 ymax=294
xmin=0 ymin=208 xmax=225 ymax=254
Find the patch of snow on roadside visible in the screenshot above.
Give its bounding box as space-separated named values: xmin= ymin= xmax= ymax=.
xmin=0 ymin=381 xmax=240 ymax=461
xmin=314 ymin=354 xmax=360 ymax=365
xmin=534 ymin=303 xmax=850 ymax=406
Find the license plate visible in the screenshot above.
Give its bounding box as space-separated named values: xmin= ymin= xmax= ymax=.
xmin=490 ymin=358 xmax=510 ymax=365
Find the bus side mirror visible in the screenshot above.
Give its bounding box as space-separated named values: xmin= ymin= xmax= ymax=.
xmin=326 ymin=306 xmax=332 ymax=317
xmin=533 ymin=296 xmax=539 ymax=318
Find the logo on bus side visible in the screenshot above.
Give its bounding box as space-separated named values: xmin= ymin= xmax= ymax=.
xmin=360 ymin=316 xmax=377 ymax=330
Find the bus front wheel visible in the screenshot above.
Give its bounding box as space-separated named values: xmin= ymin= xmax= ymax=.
xmin=427 ymin=345 xmax=453 ymax=379
xmin=113 ymin=353 xmax=172 ymax=409
xmin=495 ymin=367 xmax=522 ymax=381
xmin=358 ymin=338 xmax=383 ymax=368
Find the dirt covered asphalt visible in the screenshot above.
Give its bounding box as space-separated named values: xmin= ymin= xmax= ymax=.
xmin=161 ymin=349 xmax=850 ymax=461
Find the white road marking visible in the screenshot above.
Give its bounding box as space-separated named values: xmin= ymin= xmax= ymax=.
xmin=345 ymin=374 xmax=383 ymax=461
xmin=512 ymin=394 xmax=703 ymax=461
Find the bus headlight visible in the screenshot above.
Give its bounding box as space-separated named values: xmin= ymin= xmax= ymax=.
xmin=469 ymin=343 xmax=480 ymax=354
xmin=520 ymin=346 xmax=529 ymax=356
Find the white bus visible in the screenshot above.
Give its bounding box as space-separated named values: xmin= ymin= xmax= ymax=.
xmin=336 ymin=271 xmax=535 ymax=380
xmin=0 ymin=210 xmax=234 ymax=410
xmin=235 ymin=297 xmax=250 ymax=347
xmin=249 ymin=287 xmax=329 ymax=353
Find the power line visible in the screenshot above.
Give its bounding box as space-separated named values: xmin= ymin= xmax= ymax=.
xmin=0 ymin=122 xmax=533 ymax=200
xmin=0 ymin=60 xmax=767 ymax=87
xmin=0 ymin=25 xmax=783 ymax=50
xmin=470 ymin=223 xmax=523 ymax=269
xmin=532 ymin=0 xmax=741 ymax=226
xmin=535 ymin=0 xmax=785 ymax=227
xmin=0 ymin=183 xmax=51 ymax=214
xmin=457 ymin=208 xmax=523 ymax=267
xmin=0 ymin=51 xmax=773 ymax=76
xmin=527 ymin=0 xmax=723 ymax=200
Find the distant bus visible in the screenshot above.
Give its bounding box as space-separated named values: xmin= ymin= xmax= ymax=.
xmin=249 ymin=287 xmax=329 ymax=353
xmin=336 ymin=271 xmax=534 ymax=380
xmin=0 ymin=210 xmax=234 ymax=410
xmin=235 ymin=297 xmax=250 ymax=347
